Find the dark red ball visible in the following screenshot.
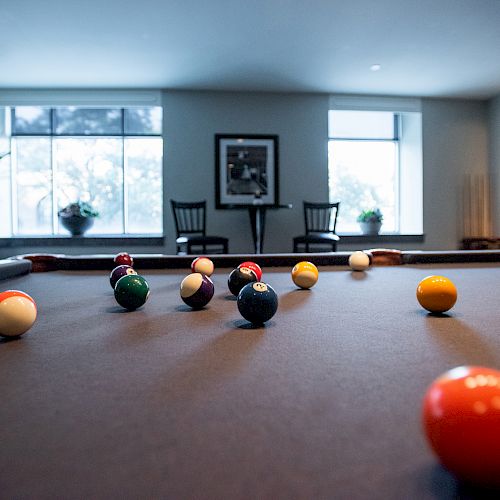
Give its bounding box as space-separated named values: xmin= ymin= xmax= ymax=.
xmin=114 ymin=252 xmax=133 ymax=267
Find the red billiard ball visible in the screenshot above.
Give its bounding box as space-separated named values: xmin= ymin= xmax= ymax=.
xmin=0 ymin=290 xmax=37 ymax=337
xmin=180 ymin=273 xmax=215 ymax=309
xmin=191 ymin=256 xmax=214 ymax=276
xmin=110 ymin=265 xmax=137 ymax=289
xmin=238 ymin=261 xmax=262 ymax=281
xmin=114 ymin=252 xmax=133 ymax=267
xmin=422 ymin=365 xmax=500 ymax=487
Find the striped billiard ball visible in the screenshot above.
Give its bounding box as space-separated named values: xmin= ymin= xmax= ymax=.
xmin=238 ymin=261 xmax=262 ymax=281
xmin=0 ymin=290 xmax=37 ymax=337
xmin=191 ymin=257 xmax=214 ymax=277
xmin=180 ymin=273 xmax=215 ymax=309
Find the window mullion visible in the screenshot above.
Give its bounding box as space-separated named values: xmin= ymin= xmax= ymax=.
xmin=11 ymin=140 xmax=18 ymax=235
xmin=122 ymin=138 xmax=128 ymax=234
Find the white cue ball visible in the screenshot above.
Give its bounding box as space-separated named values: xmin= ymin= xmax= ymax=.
xmin=349 ymin=251 xmax=370 ymax=271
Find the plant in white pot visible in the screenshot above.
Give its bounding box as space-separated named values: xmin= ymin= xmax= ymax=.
xmin=357 ymin=208 xmax=383 ymax=235
xmin=58 ymin=201 xmax=99 ymax=236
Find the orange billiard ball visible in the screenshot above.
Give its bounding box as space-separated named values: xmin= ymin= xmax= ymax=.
xmin=416 ymin=275 xmax=457 ymax=313
xmin=291 ymin=261 xmax=318 ymax=289
xmin=422 ymin=366 xmax=500 ymax=487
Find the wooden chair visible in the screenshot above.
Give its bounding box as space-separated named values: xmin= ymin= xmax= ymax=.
xmin=293 ymin=201 xmax=340 ymax=252
xmin=170 ymin=200 xmax=229 ymax=255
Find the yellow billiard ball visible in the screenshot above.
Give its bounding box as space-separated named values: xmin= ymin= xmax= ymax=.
xmin=416 ymin=275 xmax=457 ymax=313
xmin=291 ymin=261 xmax=319 ymax=289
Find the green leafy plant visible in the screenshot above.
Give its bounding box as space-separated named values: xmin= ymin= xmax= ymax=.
xmin=357 ymin=208 xmax=383 ymax=223
xmin=58 ymin=201 xmax=99 ymax=218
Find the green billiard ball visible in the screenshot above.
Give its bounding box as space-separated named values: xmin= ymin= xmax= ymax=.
xmin=114 ymin=274 xmax=150 ymax=310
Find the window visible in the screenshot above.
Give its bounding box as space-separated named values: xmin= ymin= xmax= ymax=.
xmin=0 ymin=105 xmax=163 ymax=237
xmin=328 ymin=97 xmax=423 ymax=235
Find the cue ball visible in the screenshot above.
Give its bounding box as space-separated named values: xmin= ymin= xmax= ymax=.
xmin=349 ymin=251 xmax=370 ymax=271
xmin=238 ymin=261 xmax=262 ymax=281
xmin=114 ymin=252 xmax=133 ymax=267
xmin=109 ymin=265 xmax=137 ymax=289
xmin=114 ymin=274 xmax=150 ymax=310
xmin=422 ymin=366 xmax=500 ymax=487
xmin=228 ymin=267 xmax=258 ymax=296
xmin=237 ymin=282 xmax=278 ymax=324
xmin=180 ymin=273 xmax=215 ymax=309
xmin=191 ymin=257 xmax=214 ymax=277
xmin=416 ymin=275 xmax=457 ymax=313
xmin=291 ymin=261 xmax=318 ymax=289
xmin=0 ymin=290 xmax=37 ymax=337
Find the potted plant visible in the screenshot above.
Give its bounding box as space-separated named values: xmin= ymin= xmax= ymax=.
xmin=357 ymin=208 xmax=383 ymax=235
xmin=58 ymin=201 xmax=99 ymax=236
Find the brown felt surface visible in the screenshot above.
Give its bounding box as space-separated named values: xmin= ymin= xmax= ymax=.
xmin=1 ymin=264 xmax=500 ymax=499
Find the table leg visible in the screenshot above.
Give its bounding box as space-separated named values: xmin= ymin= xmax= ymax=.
xmin=248 ymin=207 xmax=266 ymax=254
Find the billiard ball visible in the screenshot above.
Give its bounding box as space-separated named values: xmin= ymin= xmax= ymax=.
xmin=0 ymin=290 xmax=37 ymax=337
xmin=238 ymin=261 xmax=262 ymax=281
xmin=114 ymin=252 xmax=133 ymax=267
xmin=114 ymin=274 xmax=150 ymax=310
xmin=191 ymin=256 xmax=214 ymax=277
xmin=349 ymin=251 xmax=370 ymax=271
xmin=423 ymin=365 xmax=500 ymax=487
xmin=237 ymin=282 xmax=278 ymax=325
xmin=109 ymin=265 xmax=137 ymax=289
xmin=228 ymin=266 xmax=257 ymax=296
xmin=180 ymin=273 xmax=215 ymax=309
xmin=291 ymin=261 xmax=318 ymax=289
xmin=416 ymin=275 xmax=457 ymax=313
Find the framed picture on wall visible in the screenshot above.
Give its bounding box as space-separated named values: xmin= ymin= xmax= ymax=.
xmin=215 ymin=134 xmax=279 ymax=208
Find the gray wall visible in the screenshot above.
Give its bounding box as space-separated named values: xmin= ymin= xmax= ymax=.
xmin=163 ymin=91 xmax=489 ymax=253
xmin=489 ymin=95 xmax=500 ymax=235
xmin=0 ymin=90 xmax=492 ymax=258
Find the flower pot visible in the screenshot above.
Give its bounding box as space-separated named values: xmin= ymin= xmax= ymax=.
xmin=359 ymin=221 xmax=382 ymax=235
xmin=59 ymin=215 xmax=94 ymax=236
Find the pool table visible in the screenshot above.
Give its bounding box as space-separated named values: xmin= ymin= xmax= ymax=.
xmin=1 ymin=250 xmax=500 ymax=498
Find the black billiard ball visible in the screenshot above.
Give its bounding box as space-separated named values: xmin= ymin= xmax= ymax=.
xmin=109 ymin=265 xmax=137 ymax=289
xmin=237 ymin=282 xmax=278 ymax=324
xmin=180 ymin=273 xmax=215 ymax=309
xmin=114 ymin=274 xmax=150 ymax=311
xmin=114 ymin=252 xmax=133 ymax=267
xmin=228 ymin=267 xmax=257 ymax=296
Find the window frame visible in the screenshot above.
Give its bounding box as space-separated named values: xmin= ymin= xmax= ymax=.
xmin=328 ymin=112 xmax=401 ymax=234
xmin=4 ymin=105 xmax=163 ymax=237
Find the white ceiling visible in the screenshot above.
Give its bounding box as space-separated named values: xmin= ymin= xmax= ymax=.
xmin=1 ymin=0 xmax=500 ymax=99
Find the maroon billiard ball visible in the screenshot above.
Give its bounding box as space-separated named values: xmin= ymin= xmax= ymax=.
xmin=110 ymin=265 xmax=137 ymax=289
xmin=180 ymin=273 xmax=215 ymax=309
xmin=114 ymin=252 xmax=133 ymax=267
xmin=238 ymin=261 xmax=262 ymax=281
xmin=228 ymin=266 xmax=257 ymax=296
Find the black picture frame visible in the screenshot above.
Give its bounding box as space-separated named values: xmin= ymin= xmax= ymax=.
xmin=215 ymin=134 xmax=279 ymax=208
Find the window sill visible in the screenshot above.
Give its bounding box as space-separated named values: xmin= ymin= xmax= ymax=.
xmin=0 ymin=235 xmax=165 ymax=248
xmin=338 ymin=233 xmax=424 ymax=244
